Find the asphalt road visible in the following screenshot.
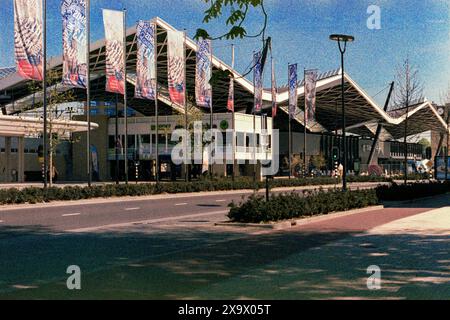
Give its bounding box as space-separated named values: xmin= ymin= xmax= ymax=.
xmin=0 ymin=193 xmax=447 ymax=299
xmin=0 ymin=182 xmax=382 ymax=232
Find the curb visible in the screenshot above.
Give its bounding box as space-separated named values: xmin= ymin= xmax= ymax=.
xmin=215 ymin=205 xmax=385 ymax=230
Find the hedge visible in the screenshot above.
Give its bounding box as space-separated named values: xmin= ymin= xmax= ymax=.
xmin=228 ymin=189 xmax=380 ymax=223
xmin=228 ymin=181 xmax=450 ymax=223
xmin=0 ymin=176 xmax=391 ymax=205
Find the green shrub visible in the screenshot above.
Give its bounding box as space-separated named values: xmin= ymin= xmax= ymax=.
xmin=0 ymin=175 xmax=397 ymax=206
xmin=228 ymin=189 xmax=380 ymax=223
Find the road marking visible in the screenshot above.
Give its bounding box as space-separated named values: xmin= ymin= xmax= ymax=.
xmin=68 ymin=210 xmax=229 ymax=233
xmin=215 ymin=199 xmax=227 ymax=203
xmin=62 ymin=213 xmax=81 ymax=217
xmin=175 ymin=203 xmax=188 ymax=206
xmin=125 ymin=207 xmax=141 ymax=211
xmin=0 ymin=220 xmax=3 ymax=223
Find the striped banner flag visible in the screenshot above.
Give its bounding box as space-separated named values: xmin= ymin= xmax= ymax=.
xmin=288 ymin=64 xmax=298 ymax=120
xmin=103 ymin=9 xmax=125 ymax=95
xmin=271 ymin=58 xmax=277 ymax=118
xmin=135 ymin=20 xmax=157 ymax=100
xmin=167 ymin=30 xmax=186 ymax=106
xmin=305 ymin=69 xmax=318 ymax=123
xmin=61 ymin=0 xmax=87 ymax=88
xmin=253 ymin=52 xmax=263 ymax=113
xmin=227 ymin=78 xmax=234 ymax=112
xmin=195 ymin=38 xmax=212 ymax=108
xmin=14 ymin=0 xmax=44 ymax=81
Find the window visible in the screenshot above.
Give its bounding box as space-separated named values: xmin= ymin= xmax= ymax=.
xmin=127 ymin=135 xmax=136 ymax=149
xmin=108 ymin=136 xmax=116 ymax=149
xmin=140 ymin=135 xmax=151 ymax=144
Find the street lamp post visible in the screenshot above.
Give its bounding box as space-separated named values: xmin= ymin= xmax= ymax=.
xmin=329 ymin=34 xmax=354 ymax=191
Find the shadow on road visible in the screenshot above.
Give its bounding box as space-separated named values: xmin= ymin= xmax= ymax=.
xmin=0 ymin=219 xmax=448 ymax=299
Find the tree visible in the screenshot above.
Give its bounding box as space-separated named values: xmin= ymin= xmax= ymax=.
xmin=194 ymin=0 xmax=267 ymax=41
xmin=392 ymin=59 xmax=424 ymax=184
xmin=28 ymin=69 xmax=76 ymax=186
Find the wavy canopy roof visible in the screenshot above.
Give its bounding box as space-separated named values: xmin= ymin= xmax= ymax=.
xmin=0 ymin=17 xmax=447 ymax=139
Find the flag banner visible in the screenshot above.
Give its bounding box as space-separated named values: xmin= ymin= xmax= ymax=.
xmin=288 ymin=64 xmax=298 ymax=119
xmin=227 ymin=78 xmax=234 ymax=112
xmin=167 ymin=30 xmax=186 ymax=106
xmin=61 ymin=0 xmax=87 ymax=88
xmin=253 ymin=52 xmax=263 ymax=113
xmin=135 ymin=20 xmax=156 ymax=100
xmin=103 ymin=9 xmax=125 ymax=95
xmin=305 ymin=69 xmax=318 ymax=123
xmin=195 ymin=38 xmax=212 ymax=108
xmin=14 ymin=0 xmax=43 ymax=81
xmin=271 ymin=59 xmax=277 ymax=118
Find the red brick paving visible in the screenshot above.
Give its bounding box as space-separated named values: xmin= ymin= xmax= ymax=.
xmin=295 ymin=207 xmax=432 ymax=233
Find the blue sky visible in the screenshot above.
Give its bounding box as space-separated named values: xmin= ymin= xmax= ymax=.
xmin=0 ymin=0 xmax=448 ymax=105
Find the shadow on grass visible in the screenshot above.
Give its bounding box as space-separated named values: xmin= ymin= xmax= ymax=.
xmin=0 ymin=219 xmax=448 ymax=300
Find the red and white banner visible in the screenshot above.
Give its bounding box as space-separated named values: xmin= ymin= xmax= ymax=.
xmin=167 ymin=30 xmax=186 ymax=106
xmin=135 ymin=20 xmax=157 ymax=100
xmin=61 ymin=0 xmax=87 ymax=88
xmin=305 ymin=69 xmax=318 ymax=123
xmin=253 ymin=52 xmax=263 ymax=113
xmin=271 ymin=59 xmax=277 ymax=118
xmin=195 ymin=38 xmax=212 ymax=108
xmin=227 ymin=78 xmax=234 ymax=112
xmin=14 ymin=0 xmax=44 ymax=81
xmin=103 ymin=9 xmax=125 ymax=95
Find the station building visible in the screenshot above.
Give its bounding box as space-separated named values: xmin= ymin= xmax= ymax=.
xmin=0 ymin=17 xmax=448 ymax=182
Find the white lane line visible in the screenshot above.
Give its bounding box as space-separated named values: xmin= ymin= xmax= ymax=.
xmin=68 ymin=210 xmax=228 ymax=233
xmin=62 ymin=213 xmax=81 ymax=217
xmin=175 ymin=203 xmax=188 ymax=206
xmin=0 ymin=220 xmax=4 ymax=223
xmin=215 ymin=199 xmax=227 ymax=203
xmin=125 ymin=207 xmax=141 ymax=211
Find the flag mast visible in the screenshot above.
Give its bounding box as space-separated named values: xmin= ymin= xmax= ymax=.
xmin=153 ymin=19 xmax=160 ymax=183
xmin=303 ymin=68 xmax=307 ymax=178
xmin=86 ymin=0 xmax=92 ymax=186
xmin=43 ymin=0 xmax=48 ymax=188
xmin=123 ymin=8 xmax=129 ymax=184
xmin=288 ymin=63 xmax=292 ymax=180
xmin=231 ymin=44 xmax=236 ymax=182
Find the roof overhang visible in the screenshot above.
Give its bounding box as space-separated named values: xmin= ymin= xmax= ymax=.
xmin=0 ymin=115 xmax=98 ymax=137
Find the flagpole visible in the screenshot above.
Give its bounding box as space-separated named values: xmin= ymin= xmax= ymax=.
xmin=303 ymin=68 xmax=307 ymax=178
xmin=115 ymin=93 xmax=119 ymax=184
xmin=86 ymin=0 xmax=92 ymax=186
xmin=253 ymin=52 xmax=257 ymax=183
xmin=154 ymin=20 xmax=160 ymax=183
xmin=231 ymin=44 xmax=236 ymax=182
xmin=123 ymin=8 xmax=129 ymax=184
xmin=42 ymin=0 xmax=48 ymax=188
xmin=208 ymin=41 xmax=217 ymax=180
xmin=183 ymin=31 xmax=188 ymax=182
xmin=288 ymin=63 xmax=292 ymax=180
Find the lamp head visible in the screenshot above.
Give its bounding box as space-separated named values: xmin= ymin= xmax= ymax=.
xmin=329 ymin=34 xmax=355 ymax=42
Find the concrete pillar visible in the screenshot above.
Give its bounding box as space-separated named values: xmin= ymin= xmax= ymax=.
xmin=5 ymin=136 xmax=11 ymax=182
xmin=18 ymin=136 xmax=25 ymax=183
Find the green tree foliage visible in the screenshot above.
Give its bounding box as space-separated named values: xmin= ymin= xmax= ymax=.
xmin=194 ymin=0 xmax=267 ymax=41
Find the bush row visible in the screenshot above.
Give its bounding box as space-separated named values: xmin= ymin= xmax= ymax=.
xmin=0 ymin=176 xmax=392 ymax=205
xmin=228 ymin=189 xmax=380 ymax=223
xmin=228 ymin=181 xmax=450 ymax=223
